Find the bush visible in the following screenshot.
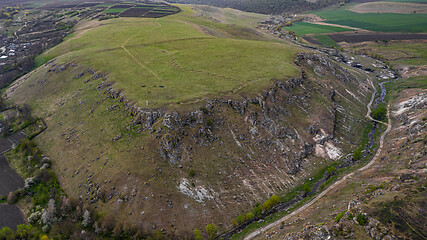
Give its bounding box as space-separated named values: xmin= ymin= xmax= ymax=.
xmin=335 ymin=211 xmax=346 ymax=223
xmin=206 ymin=224 xmax=218 ymax=240
xmin=194 ymin=228 xmax=203 ymax=240
xmin=151 ymin=230 xmax=164 ymax=240
xmin=303 ymin=182 xmax=313 ymax=195
xmin=246 ymin=212 xmax=254 ymax=220
xmin=82 ymin=210 xmax=91 ymax=227
xmin=262 ymin=199 xmax=274 ymax=211
xmin=356 ymin=213 xmax=367 ymax=226
xmin=352 ymin=150 xmax=362 ymax=161
xmin=371 ymin=107 xmax=387 ymax=121
xmin=326 ymin=166 xmax=337 ymax=175
xmin=253 ymin=206 xmax=261 ymax=217
xmin=206 ymin=118 xmax=213 ymax=127
xmin=0 ymin=227 xmax=13 ymax=238
xmin=236 ymin=215 xmax=245 ymax=224
xmin=189 ymin=169 xmax=196 ymax=178
xmin=270 ymin=195 xmax=280 ymax=205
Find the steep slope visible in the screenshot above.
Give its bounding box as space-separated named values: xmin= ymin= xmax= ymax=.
xmin=251 ymin=75 xmax=426 ymax=240
xmin=4 ymin=6 xmax=374 ymax=237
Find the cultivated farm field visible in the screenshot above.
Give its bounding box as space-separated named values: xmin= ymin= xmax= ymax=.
xmin=311 ymin=7 xmax=427 ymax=33
xmin=0 ymin=155 xmax=24 ymax=196
xmin=0 ymin=204 xmax=25 ymax=230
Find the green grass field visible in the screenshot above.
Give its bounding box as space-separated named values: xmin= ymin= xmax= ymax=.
xmin=36 ymin=9 xmax=300 ymax=109
xmin=103 ymin=8 xmax=127 ymax=14
xmin=284 ymin=21 xmax=352 ymax=35
xmin=313 ymin=35 xmax=340 ymax=48
xmin=312 ymin=7 xmax=427 ymax=32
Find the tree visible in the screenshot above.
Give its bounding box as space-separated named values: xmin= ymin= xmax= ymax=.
xmin=246 ymin=212 xmax=254 ymax=220
xmin=270 ymin=195 xmax=280 ymax=205
xmin=303 ymin=182 xmax=313 ymax=195
xmin=236 ymin=215 xmax=245 ymax=224
xmin=253 ymin=206 xmax=261 ymax=217
xmin=352 ymin=150 xmax=362 ymax=161
xmin=371 ymin=107 xmax=387 ymax=122
xmin=0 ymin=227 xmax=13 ymax=238
xmin=194 ymin=228 xmax=204 ymax=240
xmin=206 ymin=224 xmax=218 ymax=240
xmin=82 ymin=210 xmax=91 ymax=227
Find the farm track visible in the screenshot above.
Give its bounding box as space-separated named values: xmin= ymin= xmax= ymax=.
xmin=121 ymin=45 xmax=160 ymax=80
xmin=243 ymin=80 xmax=392 ymax=240
xmin=309 ymin=21 xmax=367 ymax=31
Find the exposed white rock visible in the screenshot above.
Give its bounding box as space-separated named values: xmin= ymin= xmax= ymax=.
xmin=393 ymin=93 xmax=427 ymax=116
xmin=178 ymin=178 xmax=213 ymax=203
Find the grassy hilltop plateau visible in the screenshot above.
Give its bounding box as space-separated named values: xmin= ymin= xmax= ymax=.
xmin=0 ymin=0 xmax=425 ymax=239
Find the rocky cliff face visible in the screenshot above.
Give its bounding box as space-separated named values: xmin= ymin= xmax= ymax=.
xmin=4 ymin=52 xmax=373 ymax=235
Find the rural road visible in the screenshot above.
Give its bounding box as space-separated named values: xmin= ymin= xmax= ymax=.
xmin=244 ymin=81 xmax=392 ymax=240
xmin=309 ymin=21 xmax=368 ymax=32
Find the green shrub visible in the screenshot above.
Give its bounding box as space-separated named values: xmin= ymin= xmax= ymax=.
xmin=189 ymin=169 xmax=196 ymax=178
xmin=371 ymin=107 xmax=387 ymax=121
xmin=206 ymin=224 xmax=218 ymax=240
xmin=270 ymin=195 xmax=280 ymax=205
xmin=303 ymin=182 xmax=313 ymax=194
xmin=335 ymin=211 xmax=346 ymax=223
xmin=356 ymin=213 xmax=367 ymax=226
xmin=206 ymin=118 xmax=213 ymax=127
xmin=353 ymin=150 xmax=362 ymax=160
xmin=253 ymin=206 xmax=261 ymax=217
xmin=194 ymin=228 xmax=203 ymax=240
xmin=327 ymin=166 xmax=337 ymax=175
xmin=236 ymin=215 xmax=245 ymax=224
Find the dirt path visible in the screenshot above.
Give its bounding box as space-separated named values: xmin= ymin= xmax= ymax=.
xmin=244 ymin=84 xmax=392 ymax=240
xmin=308 ymin=21 xmax=369 ymax=32
xmin=121 ymin=37 xmax=161 ymax=80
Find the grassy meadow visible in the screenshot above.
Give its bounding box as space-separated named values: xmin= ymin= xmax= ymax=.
xmin=35 ymin=8 xmax=300 ymax=109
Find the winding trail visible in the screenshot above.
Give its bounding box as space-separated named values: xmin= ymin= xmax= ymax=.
xmin=244 ymin=84 xmax=392 ymax=240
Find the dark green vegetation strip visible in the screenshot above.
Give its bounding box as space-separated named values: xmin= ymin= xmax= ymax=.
xmin=284 ymin=21 xmax=352 ymax=35
xmin=312 ymin=8 xmax=427 ymax=33
xmin=103 ymin=8 xmax=127 ymax=14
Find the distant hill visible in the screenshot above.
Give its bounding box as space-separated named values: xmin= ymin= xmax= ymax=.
xmin=166 ymin=0 xmax=347 ymax=14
